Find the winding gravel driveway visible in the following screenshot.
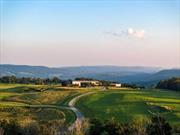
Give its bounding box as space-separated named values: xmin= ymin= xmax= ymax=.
xmin=1 ymin=89 xmax=99 ymax=130
xmin=68 ymin=91 xmax=97 ymax=130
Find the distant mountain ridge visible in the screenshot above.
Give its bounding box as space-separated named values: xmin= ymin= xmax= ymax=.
xmin=0 ymin=64 xmax=161 ymax=78
xmin=0 ymin=64 xmax=180 ymax=87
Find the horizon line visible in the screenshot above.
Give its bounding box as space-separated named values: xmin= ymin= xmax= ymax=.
xmin=1 ymin=63 xmax=180 ymax=70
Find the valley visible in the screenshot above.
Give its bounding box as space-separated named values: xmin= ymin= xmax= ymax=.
xmin=0 ymin=84 xmax=180 ymax=129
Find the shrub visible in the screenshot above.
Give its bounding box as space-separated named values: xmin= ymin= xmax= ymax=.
xmin=146 ymin=116 xmax=172 ymax=135
xmin=89 ymin=119 xmax=146 ymax=135
xmin=22 ymin=123 xmax=40 ymax=135
xmin=68 ymin=119 xmax=89 ymax=135
xmin=40 ymin=120 xmax=66 ymax=135
xmin=0 ymin=119 xmax=22 ymax=135
xmin=0 ymin=127 xmax=4 ymax=135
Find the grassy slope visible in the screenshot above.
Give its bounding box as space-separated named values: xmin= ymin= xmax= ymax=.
xmin=1 ymin=84 xmax=179 ymax=126
xmin=0 ymin=107 xmax=74 ymax=125
xmin=0 ymin=84 xmax=89 ymax=126
xmin=75 ymin=89 xmax=180 ymax=126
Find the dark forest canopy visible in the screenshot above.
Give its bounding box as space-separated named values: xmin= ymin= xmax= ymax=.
xmin=0 ymin=76 xmax=72 ymax=86
xmin=156 ymin=77 xmax=180 ymax=91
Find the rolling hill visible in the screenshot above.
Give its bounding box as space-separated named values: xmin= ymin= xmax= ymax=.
xmin=0 ymin=64 xmax=180 ymax=87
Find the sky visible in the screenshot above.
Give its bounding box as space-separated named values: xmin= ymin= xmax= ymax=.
xmin=0 ymin=0 xmax=180 ymax=68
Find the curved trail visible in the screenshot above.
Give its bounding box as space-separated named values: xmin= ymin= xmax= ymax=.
xmin=1 ymin=90 xmax=99 ymax=130
xmin=26 ymin=91 xmax=98 ymax=129
xmin=67 ymin=91 xmax=97 ymax=130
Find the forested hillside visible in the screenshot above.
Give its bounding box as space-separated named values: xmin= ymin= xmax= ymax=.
xmin=156 ymin=77 xmax=180 ymax=91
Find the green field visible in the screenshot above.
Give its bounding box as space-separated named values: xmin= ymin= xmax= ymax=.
xmin=1 ymin=84 xmax=180 ymax=128
xmin=0 ymin=84 xmax=90 ymax=126
xmin=75 ymin=89 xmax=180 ymax=126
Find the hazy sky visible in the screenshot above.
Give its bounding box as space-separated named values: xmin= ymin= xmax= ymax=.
xmin=0 ymin=0 xmax=180 ymax=68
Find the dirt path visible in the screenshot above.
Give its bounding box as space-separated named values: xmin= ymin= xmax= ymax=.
xmin=68 ymin=91 xmax=97 ymax=130
xmin=1 ymin=90 xmax=99 ymax=130
xmin=27 ymin=91 xmax=96 ymax=129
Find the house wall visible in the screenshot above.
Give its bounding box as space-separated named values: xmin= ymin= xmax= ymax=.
xmin=115 ymin=84 xmax=121 ymax=87
xmin=72 ymin=80 xmax=100 ymax=87
xmin=72 ymin=81 xmax=81 ymax=86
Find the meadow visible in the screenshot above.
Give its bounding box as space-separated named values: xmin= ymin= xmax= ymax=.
xmin=0 ymin=84 xmax=180 ymax=128
xmin=0 ymin=84 xmax=90 ymax=126
xmin=75 ymin=88 xmax=180 ymax=126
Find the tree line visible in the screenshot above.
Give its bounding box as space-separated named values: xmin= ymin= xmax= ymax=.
xmin=0 ymin=76 xmax=72 ymax=86
xmin=0 ymin=76 xmax=145 ymax=89
xmin=156 ymin=77 xmax=180 ymax=91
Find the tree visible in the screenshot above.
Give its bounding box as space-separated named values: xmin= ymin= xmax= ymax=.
xmin=35 ymin=78 xmax=44 ymax=85
xmin=156 ymin=77 xmax=180 ymax=91
xmin=0 ymin=76 xmax=16 ymax=83
xmin=61 ymin=80 xmax=72 ymax=87
xmin=51 ymin=77 xmax=61 ymax=84
xmin=0 ymin=76 xmax=63 ymax=85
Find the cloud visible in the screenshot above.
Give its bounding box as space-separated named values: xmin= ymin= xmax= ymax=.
xmin=104 ymin=31 xmax=126 ymax=36
xmin=105 ymin=28 xmax=145 ymax=39
xmin=128 ymin=28 xmax=145 ymax=38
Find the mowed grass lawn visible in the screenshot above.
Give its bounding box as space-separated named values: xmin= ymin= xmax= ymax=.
xmin=75 ymin=89 xmax=180 ymax=126
xmin=0 ymin=84 xmax=90 ymax=126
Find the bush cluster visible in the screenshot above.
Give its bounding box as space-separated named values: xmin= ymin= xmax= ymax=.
xmin=0 ymin=116 xmax=179 ymax=135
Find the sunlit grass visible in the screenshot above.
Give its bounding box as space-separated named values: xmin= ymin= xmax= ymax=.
xmin=0 ymin=84 xmax=83 ymax=126
xmin=76 ymin=89 xmax=180 ymax=126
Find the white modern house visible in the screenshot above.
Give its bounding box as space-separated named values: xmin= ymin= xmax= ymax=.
xmin=72 ymin=80 xmax=100 ymax=87
xmin=110 ymin=83 xmax=122 ymax=87
xmin=115 ymin=83 xmax=121 ymax=87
